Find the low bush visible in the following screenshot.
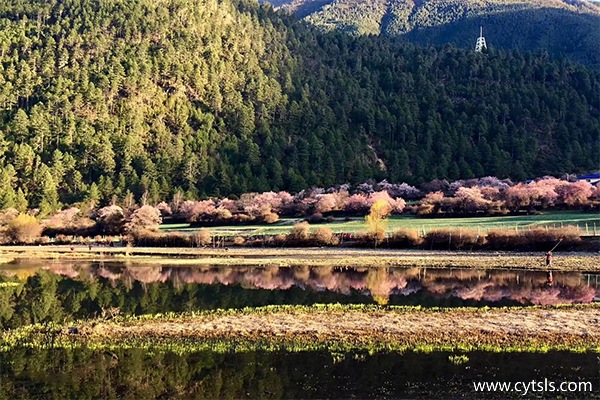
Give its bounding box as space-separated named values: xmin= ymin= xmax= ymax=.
xmin=231 ymin=213 xmax=253 ymax=223
xmin=55 ymin=234 xmax=75 ymax=244
xmin=312 ymin=227 xmax=339 ymax=246
xmin=486 ymin=226 xmax=581 ymax=250
xmin=307 ymin=213 xmax=324 ymax=223
xmin=425 ymin=229 xmax=484 ymax=250
xmin=352 ymin=231 xmax=374 ymax=247
xmin=36 ymin=236 xmax=51 ymax=245
xmin=389 ymin=229 xmax=424 ymax=248
xmin=233 ymin=236 xmax=245 ymax=246
xmin=485 ymin=229 xmax=525 ymax=249
xmin=273 ymin=234 xmax=287 ymax=245
xmin=523 ymin=226 xmax=581 ymax=249
xmin=193 ymin=229 xmax=212 ymax=247
xmin=131 ymin=230 xmax=191 ymax=247
xmin=6 ymin=214 xmax=43 ymax=244
xmin=262 ymin=211 xmax=279 ymax=224
xmin=289 ymin=222 xmax=310 ymax=242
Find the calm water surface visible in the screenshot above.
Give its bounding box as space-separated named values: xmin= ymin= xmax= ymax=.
xmin=0 ymin=260 xmax=598 ymax=328
xmin=0 ymin=349 xmax=598 ymax=399
xmin=1 ymin=260 xmax=599 ymax=399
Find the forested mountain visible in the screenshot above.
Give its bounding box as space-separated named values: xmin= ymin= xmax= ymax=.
xmin=272 ymin=0 xmax=600 ymax=66
xmin=0 ymin=0 xmax=598 ymax=214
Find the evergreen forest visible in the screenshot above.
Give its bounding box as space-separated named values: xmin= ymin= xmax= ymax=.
xmin=0 ymin=0 xmax=598 ymax=214
xmin=281 ymin=0 xmax=600 ymax=66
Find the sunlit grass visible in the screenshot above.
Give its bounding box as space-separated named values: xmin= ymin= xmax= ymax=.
xmin=3 ymin=304 xmax=600 ymax=355
xmin=160 ymin=211 xmax=600 ymax=237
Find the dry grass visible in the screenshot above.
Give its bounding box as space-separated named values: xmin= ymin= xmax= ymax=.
xmin=53 ymin=304 xmax=600 ymax=352
xmin=312 ymin=227 xmax=339 ymax=246
xmin=487 ymin=226 xmax=582 ymax=250
xmin=0 ymin=246 xmax=598 ymax=270
xmin=390 ymin=228 xmax=424 ymax=247
xmin=425 ymin=229 xmax=485 ymax=250
xmin=193 ymin=229 xmax=211 ymax=246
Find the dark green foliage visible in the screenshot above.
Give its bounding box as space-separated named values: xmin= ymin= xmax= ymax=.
xmin=0 ymin=268 xmax=372 ymax=329
xmin=292 ymin=0 xmax=600 ymax=66
xmin=0 ymin=0 xmax=597 ymax=205
xmin=0 ymin=348 xmax=599 ymax=399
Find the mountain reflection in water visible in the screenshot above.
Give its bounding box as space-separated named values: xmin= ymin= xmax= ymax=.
xmin=2 ymin=261 xmax=598 ymax=307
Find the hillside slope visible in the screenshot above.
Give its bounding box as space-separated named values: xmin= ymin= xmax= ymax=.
xmin=274 ymin=0 xmax=600 ymax=66
xmin=0 ymin=0 xmax=598 ymax=212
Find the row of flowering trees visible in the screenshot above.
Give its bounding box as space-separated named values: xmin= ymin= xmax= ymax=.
xmin=156 ymin=189 xmax=406 ymax=225
xmin=41 ymin=177 xmax=600 ymax=234
xmin=0 ymin=176 xmax=597 ymax=243
xmin=417 ymin=178 xmax=599 ymax=216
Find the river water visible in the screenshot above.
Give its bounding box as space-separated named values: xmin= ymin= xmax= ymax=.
xmin=1 ymin=261 xmax=599 ymax=398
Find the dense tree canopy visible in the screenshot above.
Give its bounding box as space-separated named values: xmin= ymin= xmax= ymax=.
xmin=284 ymin=0 xmax=600 ymax=66
xmin=0 ymin=0 xmax=598 ymax=211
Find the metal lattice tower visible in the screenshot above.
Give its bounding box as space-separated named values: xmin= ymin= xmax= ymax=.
xmin=475 ymin=26 xmax=487 ymax=53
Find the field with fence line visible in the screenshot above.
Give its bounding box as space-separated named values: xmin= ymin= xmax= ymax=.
xmin=160 ymin=211 xmax=600 ymax=238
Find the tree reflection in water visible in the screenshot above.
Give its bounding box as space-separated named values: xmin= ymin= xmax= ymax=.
xmin=0 ymin=261 xmax=598 ymax=328
xmin=0 ymin=348 xmax=598 ymax=399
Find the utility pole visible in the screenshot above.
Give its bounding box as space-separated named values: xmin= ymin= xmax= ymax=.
xmin=475 ymin=26 xmax=487 ymax=53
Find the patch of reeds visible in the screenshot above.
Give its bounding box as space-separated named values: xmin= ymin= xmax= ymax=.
xmin=284 ymin=222 xmax=338 ymax=246
xmin=389 ymin=229 xmax=424 ymax=248
xmin=130 ymin=230 xmax=191 ymax=247
xmin=192 ymin=229 xmax=212 ymax=247
xmin=424 ymin=229 xmax=484 ymax=250
xmin=487 ymin=226 xmax=582 ymax=250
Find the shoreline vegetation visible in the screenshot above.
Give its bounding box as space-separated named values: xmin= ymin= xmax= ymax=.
xmin=0 ymin=246 xmax=599 ymax=270
xmin=3 ymin=304 xmax=600 ymax=354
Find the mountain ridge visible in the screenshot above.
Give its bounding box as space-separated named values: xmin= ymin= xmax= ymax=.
xmin=270 ymin=0 xmax=600 ymax=66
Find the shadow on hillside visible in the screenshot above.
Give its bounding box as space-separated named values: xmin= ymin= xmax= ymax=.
xmin=396 ymin=7 xmax=600 ymax=67
xmin=293 ymin=0 xmax=335 ymax=19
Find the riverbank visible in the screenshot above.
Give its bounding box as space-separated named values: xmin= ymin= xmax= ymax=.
xmin=0 ymin=245 xmax=598 ymax=271
xmin=4 ymin=304 xmax=600 ymax=354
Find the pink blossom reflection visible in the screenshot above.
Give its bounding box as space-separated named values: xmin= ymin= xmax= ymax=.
xmin=26 ymin=263 xmax=600 ymax=306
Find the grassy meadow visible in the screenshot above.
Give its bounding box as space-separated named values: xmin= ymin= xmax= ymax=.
xmin=161 ymin=211 xmax=600 ymax=237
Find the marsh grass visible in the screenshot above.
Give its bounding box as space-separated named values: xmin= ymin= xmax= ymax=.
xmin=424 ymin=229 xmax=484 ymax=250
xmin=3 ymin=304 xmax=600 ymax=355
xmin=448 ymin=354 xmax=469 ymax=365
xmin=389 ymin=229 xmax=423 ymax=247
xmin=487 ymin=226 xmax=582 ymax=250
